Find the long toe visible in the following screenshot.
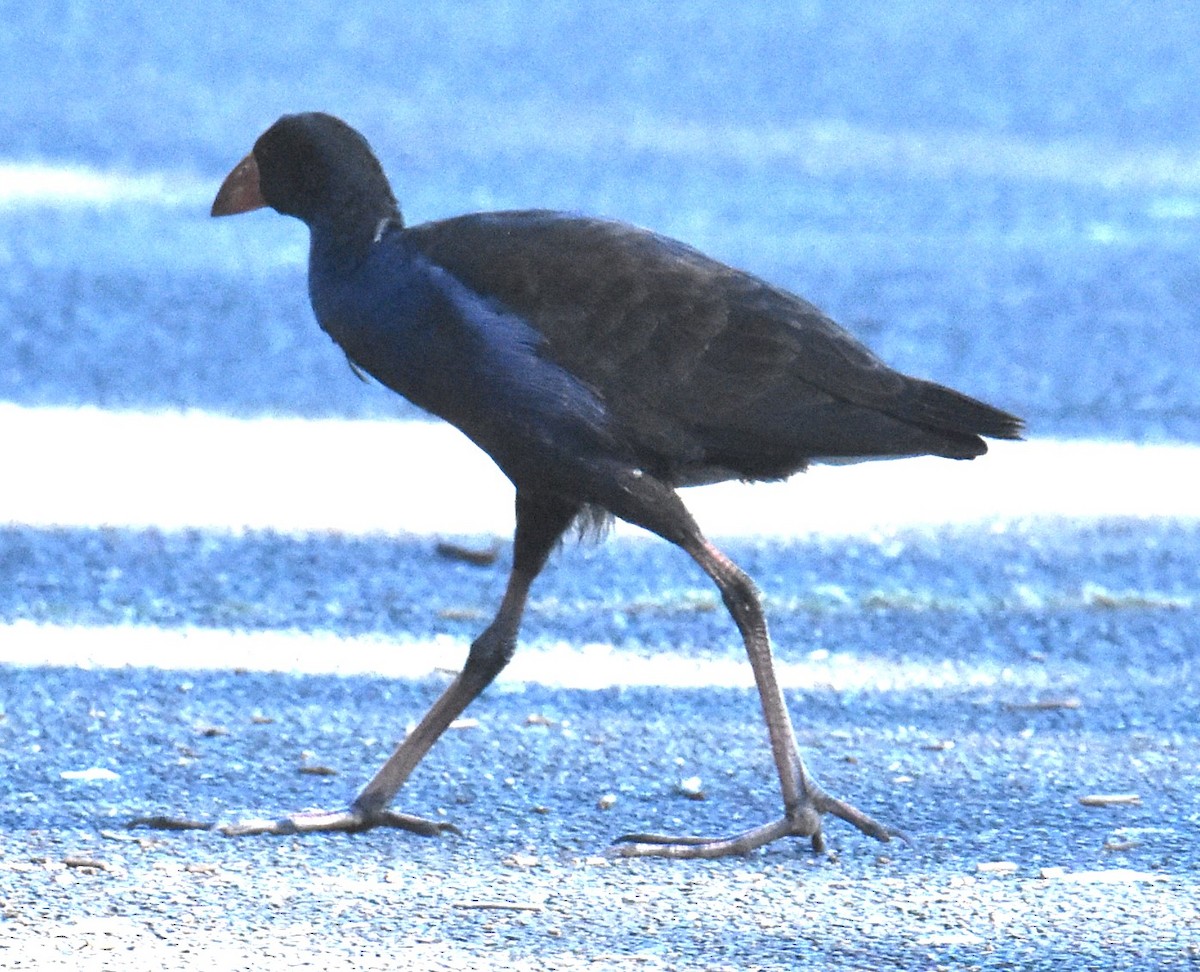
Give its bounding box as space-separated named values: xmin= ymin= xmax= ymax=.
xmin=612 ymin=818 xmax=797 ymax=860
xmin=127 ymin=815 xmax=215 ymax=832
xmin=807 ymin=785 xmax=906 ymax=845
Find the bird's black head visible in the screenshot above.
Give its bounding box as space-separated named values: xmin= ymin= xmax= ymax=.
xmin=213 ymin=112 xmax=399 ymax=231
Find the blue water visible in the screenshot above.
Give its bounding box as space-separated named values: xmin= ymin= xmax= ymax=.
xmin=2 ymin=1 xmax=1199 ymax=439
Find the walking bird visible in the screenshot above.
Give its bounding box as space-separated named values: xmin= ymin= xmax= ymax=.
xmin=202 ymin=112 xmax=1022 ymax=857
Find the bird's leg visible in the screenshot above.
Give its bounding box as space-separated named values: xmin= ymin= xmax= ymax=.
xmin=133 ymin=493 xmax=579 ymax=839
xmin=615 ymin=525 xmax=901 ymax=858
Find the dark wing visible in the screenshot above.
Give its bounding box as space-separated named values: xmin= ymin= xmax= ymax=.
xmin=407 ymin=211 xmax=1022 ymax=482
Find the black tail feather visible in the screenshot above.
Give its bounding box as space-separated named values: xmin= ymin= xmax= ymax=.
xmin=908 ymin=380 xmax=1024 ymax=442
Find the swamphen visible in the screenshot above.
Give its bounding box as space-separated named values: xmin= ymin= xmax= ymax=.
xmin=207 ymin=112 xmax=1022 ymax=858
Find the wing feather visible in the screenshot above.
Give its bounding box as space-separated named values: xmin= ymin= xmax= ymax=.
xmin=407 ymin=211 xmax=1020 ymax=480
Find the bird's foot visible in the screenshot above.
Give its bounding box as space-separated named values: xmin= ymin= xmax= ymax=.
xmin=128 ymin=808 xmax=460 ymax=838
xmin=219 ymin=806 xmax=461 ymax=837
xmin=611 ymin=783 xmax=903 ymax=860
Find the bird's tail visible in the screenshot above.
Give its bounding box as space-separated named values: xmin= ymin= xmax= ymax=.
xmin=902 ymin=379 xmax=1024 ymax=456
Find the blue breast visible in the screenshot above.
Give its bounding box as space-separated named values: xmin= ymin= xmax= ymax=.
xmin=308 ymin=230 xmax=626 ymax=490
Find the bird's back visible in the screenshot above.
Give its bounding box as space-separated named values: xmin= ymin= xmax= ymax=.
xmin=405 ymin=211 xmax=1022 ymax=485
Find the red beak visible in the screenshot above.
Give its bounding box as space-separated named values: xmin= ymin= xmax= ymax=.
xmin=211 ymin=153 xmax=267 ymax=216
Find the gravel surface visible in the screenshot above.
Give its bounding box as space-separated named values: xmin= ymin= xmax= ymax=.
xmin=3 ymin=522 xmax=1199 ymax=969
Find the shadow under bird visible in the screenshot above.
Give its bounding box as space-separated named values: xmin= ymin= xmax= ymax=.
xmin=159 ymin=112 xmax=1022 ymax=858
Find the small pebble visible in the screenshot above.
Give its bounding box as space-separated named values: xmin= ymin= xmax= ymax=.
xmin=1079 ymin=793 xmax=1141 ymax=807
